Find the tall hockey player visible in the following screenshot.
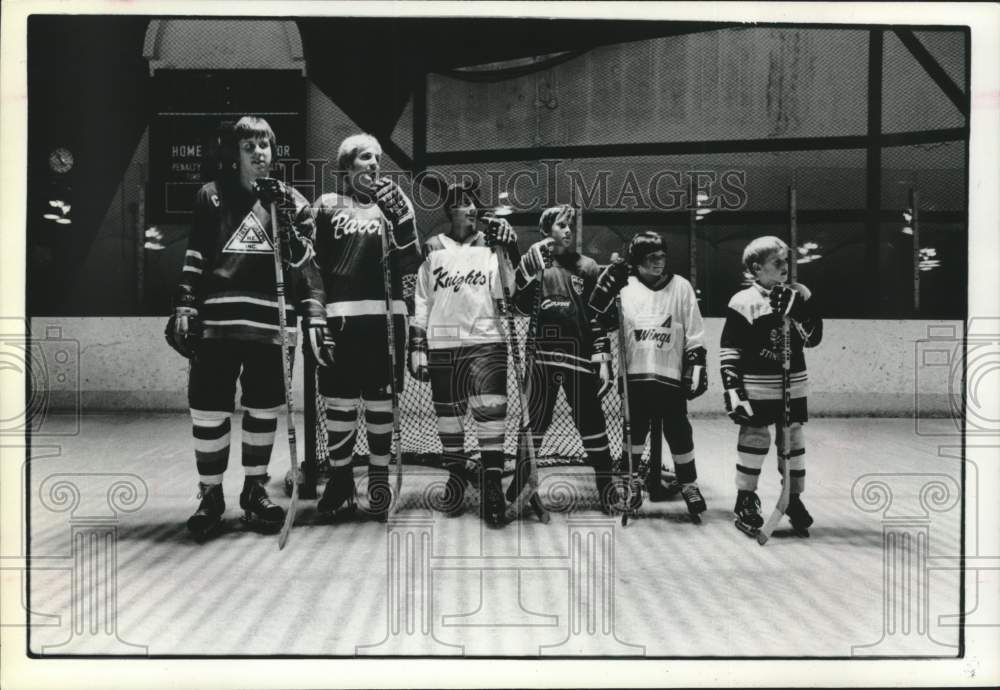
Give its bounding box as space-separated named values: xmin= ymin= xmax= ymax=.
xmin=505 ymin=205 xmax=618 ymax=514
xmin=311 ymin=134 xmax=422 ymax=520
xmin=590 ymin=231 xmax=709 ymax=521
xmin=166 ymin=116 xmax=333 ymax=540
xmin=408 ymin=182 xmax=520 ymax=526
xmin=721 ymin=236 xmax=822 ymax=537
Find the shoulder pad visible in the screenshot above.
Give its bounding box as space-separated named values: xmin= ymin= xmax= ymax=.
xmin=727 ymin=286 xmax=771 ymax=324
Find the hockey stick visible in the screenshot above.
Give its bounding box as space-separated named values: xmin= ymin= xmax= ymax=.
xmin=378 ymin=194 xmax=404 ymax=517
xmin=494 ymin=234 xmax=549 ymax=524
xmin=615 ymin=292 xmax=637 ymax=527
xmin=270 ymin=201 xmax=299 ymax=550
xmin=757 ymin=187 xmax=797 ymax=546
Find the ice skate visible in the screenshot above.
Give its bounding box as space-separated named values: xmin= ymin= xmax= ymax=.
xmin=317 ymin=464 xmax=357 ymax=518
xmin=680 ymin=482 xmax=707 ymax=522
xmin=367 ymin=465 xmax=392 ymax=521
xmin=239 ymin=476 xmax=284 ymax=532
xmin=734 ymin=489 xmax=763 ymax=537
xmin=482 ymin=470 xmax=506 ymax=527
xmin=187 ymin=482 xmax=225 ymax=541
xmin=595 ymin=472 xmax=620 ymax=516
xmin=646 ymin=470 xmax=682 ymax=503
xmin=785 ymin=493 xmax=813 ymax=537
xmin=439 ymin=463 xmax=468 ymax=516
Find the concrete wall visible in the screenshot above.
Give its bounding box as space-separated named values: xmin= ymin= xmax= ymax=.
xmin=32 ymin=317 xmax=961 ymax=418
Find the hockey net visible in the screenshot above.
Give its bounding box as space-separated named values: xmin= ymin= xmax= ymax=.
xmin=302 ymin=314 xmax=655 ymax=484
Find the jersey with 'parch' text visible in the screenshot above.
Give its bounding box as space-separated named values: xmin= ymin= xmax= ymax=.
xmin=311 ymin=190 xmax=420 ymax=330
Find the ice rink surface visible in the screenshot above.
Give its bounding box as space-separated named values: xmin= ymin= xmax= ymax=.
xmin=25 ymin=414 xmax=963 ymax=658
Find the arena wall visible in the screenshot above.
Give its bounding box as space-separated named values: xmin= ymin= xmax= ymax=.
xmin=32 ymin=317 xmax=961 ymax=418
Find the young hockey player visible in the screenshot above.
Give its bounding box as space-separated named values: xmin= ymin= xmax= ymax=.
xmin=166 ymin=116 xmax=334 ymax=540
xmin=589 ymin=231 xmax=709 ymax=520
xmin=408 ymin=182 xmax=520 ymax=526
xmin=721 ymin=236 xmax=822 ymax=537
xmin=504 ymin=205 xmax=618 ymax=513
xmin=310 ymin=133 xmax=422 ymax=520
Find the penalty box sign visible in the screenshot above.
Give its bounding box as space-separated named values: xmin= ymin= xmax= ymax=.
xmin=223 ymin=212 xmax=273 ymax=254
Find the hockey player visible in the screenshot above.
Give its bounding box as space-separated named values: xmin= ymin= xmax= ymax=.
xmin=590 ymin=231 xmax=709 ymax=520
xmin=311 ymin=133 xmax=422 ymax=520
xmin=504 ymin=205 xmax=618 ymax=514
xmin=721 ymin=236 xmax=822 ymax=537
xmin=408 ymin=182 xmax=520 ymax=526
xmin=166 ymin=116 xmax=334 ymax=540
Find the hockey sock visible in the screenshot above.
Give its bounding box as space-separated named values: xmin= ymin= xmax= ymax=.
xmin=735 ymin=425 xmax=769 ymax=491
xmin=777 ymin=423 xmax=807 ymax=493
xmin=364 ymin=396 xmax=394 ymax=469
xmin=191 ymin=409 xmax=231 ymax=485
xmin=435 ymin=413 xmax=466 ymax=458
xmin=672 ymin=450 xmax=697 ymax=484
xmin=241 ymin=407 xmax=278 ymax=478
xmin=325 ymin=396 xmax=358 ymax=468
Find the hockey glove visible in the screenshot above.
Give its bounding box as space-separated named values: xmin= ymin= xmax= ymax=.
xmin=589 ymin=259 xmax=630 ymax=316
xmin=374 ymin=177 xmax=411 ymax=225
xmin=518 ymin=239 xmax=554 ymax=281
xmin=683 ymin=347 xmax=708 ymax=400
xmin=305 ymin=323 xmax=336 ymax=368
xmin=253 ymin=177 xmax=295 ymax=209
xmin=165 ymin=305 xmax=201 ymax=359
xmin=724 ymin=388 xmax=754 ymax=425
xmin=483 ymin=216 xmax=517 ymax=248
xmin=408 ymin=326 xmax=430 ymax=382
xmin=592 ymin=335 xmax=614 ymax=399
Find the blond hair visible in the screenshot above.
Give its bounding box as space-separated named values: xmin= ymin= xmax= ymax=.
xmin=741 ymin=235 xmax=788 ymax=282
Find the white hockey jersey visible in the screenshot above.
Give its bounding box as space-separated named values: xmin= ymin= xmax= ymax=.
xmin=413 ymin=231 xmax=512 ymax=349
xmin=619 ymin=274 xmax=705 ymax=388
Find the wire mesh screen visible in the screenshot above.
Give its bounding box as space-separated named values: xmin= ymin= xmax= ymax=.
xmin=324 ymin=314 xmax=646 ymax=470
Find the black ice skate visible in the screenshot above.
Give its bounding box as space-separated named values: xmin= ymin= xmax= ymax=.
xmin=646 ymin=470 xmax=682 ymax=503
xmin=734 ymin=489 xmax=764 ymax=537
xmin=785 ymin=493 xmax=813 ymax=537
xmin=239 ymin=476 xmax=285 ymax=532
xmin=482 ymin=470 xmax=506 ymax=527
xmin=187 ymin=482 xmax=225 ymax=541
xmin=317 ymin=464 xmax=357 ymax=518
xmin=367 ymin=465 xmax=392 ymax=521
xmin=680 ymin=482 xmax=707 ymax=522
xmin=595 ymin=472 xmax=620 ymax=516
xmin=437 ymin=463 xmax=467 ymax=516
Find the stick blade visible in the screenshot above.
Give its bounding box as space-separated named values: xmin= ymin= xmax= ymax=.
xmin=278 ymin=463 xmax=299 ymax=550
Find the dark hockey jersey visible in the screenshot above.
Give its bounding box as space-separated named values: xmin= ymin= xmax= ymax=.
xmin=177 ymin=181 xmax=326 ymax=346
xmin=311 ymin=191 xmax=421 ymax=332
xmin=719 ymin=282 xmax=823 ymax=401
xmin=513 ymin=252 xmax=603 ymax=374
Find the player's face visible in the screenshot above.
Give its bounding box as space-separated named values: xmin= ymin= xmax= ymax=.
xmin=449 ymin=196 xmax=479 ymax=239
xmin=755 ymin=249 xmax=789 ymax=288
xmin=347 ymin=144 xmax=381 ymax=194
xmin=637 ymin=250 xmax=667 ymax=281
xmin=545 ymin=210 xmax=574 ymax=255
xmin=238 ymin=137 xmax=272 ymax=190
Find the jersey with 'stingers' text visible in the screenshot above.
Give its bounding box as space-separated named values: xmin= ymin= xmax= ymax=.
xmin=719 ymin=283 xmax=823 ymax=401
xmin=619 ymin=274 xmax=705 ymax=389
xmin=177 ymin=181 xmax=326 ymax=346
xmin=413 ymin=232 xmax=507 ymax=349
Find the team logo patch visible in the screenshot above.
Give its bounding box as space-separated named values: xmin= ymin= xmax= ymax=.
xmin=571 ymin=275 xmax=585 ymax=295
xmin=223 ymin=212 xmax=273 ymax=254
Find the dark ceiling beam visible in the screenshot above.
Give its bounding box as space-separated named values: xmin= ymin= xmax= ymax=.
xmin=893 ymin=29 xmax=968 ymax=118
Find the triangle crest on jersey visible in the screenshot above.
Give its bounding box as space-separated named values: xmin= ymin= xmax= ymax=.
xmin=223 ymin=211 xmax=274 ymax=254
